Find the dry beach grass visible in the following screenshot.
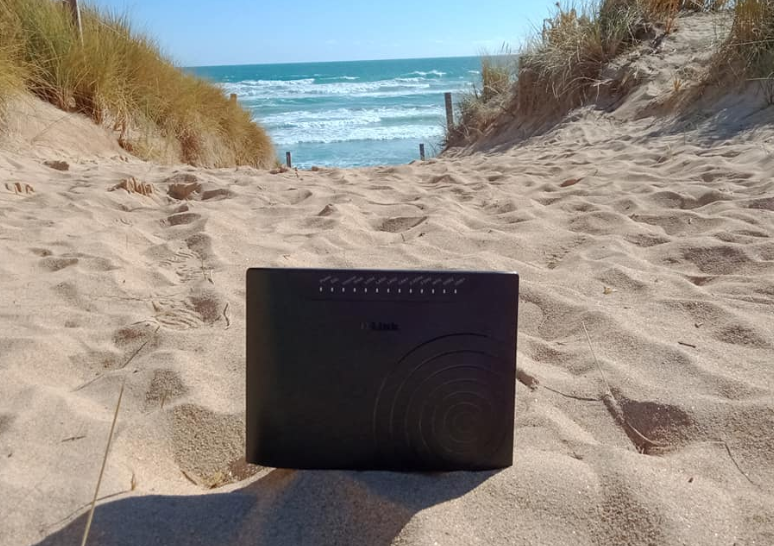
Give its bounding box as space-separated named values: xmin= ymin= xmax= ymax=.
xmin=450 ymin=0 xmax=774 ymax=145
xmin=0 ymin=0 xmax=274 ymax=168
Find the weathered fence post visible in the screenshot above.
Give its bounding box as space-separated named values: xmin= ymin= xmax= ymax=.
xmin=419 ymin=143 xmax=426 ymax=161
xmin=285 ymin=152 xmax=292 ymax=168
xmin=65 ymin=0 xmax=83 ymax=44
xmin=230 ymin=93 xmax=237 ymax=103
xmin=444 ymin=92 xmax=454 ymax=133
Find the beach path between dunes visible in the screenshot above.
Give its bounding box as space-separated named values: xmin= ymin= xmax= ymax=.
xmin=1 ymin=113 xmax=773 ymax=545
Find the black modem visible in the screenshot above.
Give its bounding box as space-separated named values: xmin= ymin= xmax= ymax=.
xmin=246 ymin=267 xmax=519 ymax=471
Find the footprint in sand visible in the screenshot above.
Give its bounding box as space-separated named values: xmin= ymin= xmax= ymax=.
xmin=155 ymin=238 xmax=212 ymax=284
xmin=0 ymin=414 xmax=13 ymax=436
xmin=713 ymin=324 xmax=772 ymax=348
xmin=747 ymin=197 xmax=774 ymax=211
xmin=168 ymin=182 xmax=202 ymax=200
xmin=151 ymin=289 xmax=227 ymax=330
xmin=170 ymin=404 xmax=259 ymax=488
xmin=143 ymin=369 xmax=188 ymax=411
xmin=284 ymin=189 xmax=313 ymax=205
xmin=39 ymin=256 xmax=79 ymax=272
xmin=624 ymin=234 xmax=671 ymax=248
xmin=680 ymin=245 xmax=756 ymax=275
xmin=378 ymin=216 xmax=428 ymax=233
xmin=611 ymin=392 xmax=696 ymax=454
xmin=201 ymin=188 xmax=234 ymax=201
xmin=113 ymin=322 xmax=161 ymax=350
xmin=568 ymin=211 xmax=629 ymax=235
xmin=165 ymin=212 xmax=204 ymax=227
xmin=152 ymin=300 xmax=203 ymax=330
xmin=317 ymin=204 xmax=337 ymax=216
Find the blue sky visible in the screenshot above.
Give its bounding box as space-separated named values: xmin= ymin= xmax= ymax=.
xmin=90 ymin=0 xmax=557 ymax=67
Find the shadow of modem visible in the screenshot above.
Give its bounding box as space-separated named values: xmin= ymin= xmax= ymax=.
xmin=36 ymin=468 xmax=499 ymax=546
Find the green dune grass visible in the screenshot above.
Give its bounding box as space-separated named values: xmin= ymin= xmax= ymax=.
xmin=0 ymin=0 xmax=274 ymax=167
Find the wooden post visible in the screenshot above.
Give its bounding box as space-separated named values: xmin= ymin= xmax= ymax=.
xmin=230 ymin=93 xmax=237 ymax=103
xmin=285 ymin=152 xmax=292 ymax=168
xmin=444 ymin=92 xmax=454 ymax=133
xmin=419 ymin=143 xmax=425 ymax=161
xmin=65 ymin=0 xmax=83 ymax=44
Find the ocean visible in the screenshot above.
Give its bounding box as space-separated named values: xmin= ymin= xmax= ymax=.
xmin=189 ymin=57 xmax=482 ymax=169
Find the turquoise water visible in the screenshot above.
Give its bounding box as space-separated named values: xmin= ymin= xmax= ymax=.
xmin=189 ymin=57 xmax=481 ymax=169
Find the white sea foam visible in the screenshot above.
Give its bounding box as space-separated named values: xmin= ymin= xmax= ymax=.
xmin=263 ymin=106 xmax=442 ymax=126
xmin=261 ymin=106 xmax=445 ymax=146
xmin=405 ymin=70 xmax=447 ymax=77
xmin=273 ymin=123 xmax=443 ymax=145
xmin=317 ymin=75 xmax=360 ymax=81
xmin=222 ymin=76 xmax=462 ymax=100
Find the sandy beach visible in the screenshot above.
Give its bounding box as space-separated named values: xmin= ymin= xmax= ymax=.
xmin=1 ymin=9 xmax=774 ymax=546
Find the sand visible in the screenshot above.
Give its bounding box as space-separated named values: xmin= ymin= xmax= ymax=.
xmin=1 ymin=13 xmax=774 ymax=546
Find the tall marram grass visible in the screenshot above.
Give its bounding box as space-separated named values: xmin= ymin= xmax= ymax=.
xmin=0 ymin=45 xmax=25 ymax=111
xmin=715 ymin=0 xmax=774 ymax=82
xmin=452 ymin=48 xmax=516 ymax=142
xmin=514 ymin=0 xmax=658 ymax=119
xmin=524 ymin=0 xmax=732 ymax=112
xmin=448 ymin=0 xmax=731 ymax=146
xmin=0 ymin=0 xmax=274 ymax=167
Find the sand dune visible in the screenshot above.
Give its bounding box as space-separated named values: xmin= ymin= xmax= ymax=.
xmin=1 ymin=106 xmax=773 ymax=545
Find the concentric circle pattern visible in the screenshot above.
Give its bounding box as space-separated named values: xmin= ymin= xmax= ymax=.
xmin=372 ymin=334 xmax=512 ymax=468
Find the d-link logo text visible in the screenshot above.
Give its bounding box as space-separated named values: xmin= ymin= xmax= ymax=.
xmin=361 ymin=321 xmax=400 ymax=332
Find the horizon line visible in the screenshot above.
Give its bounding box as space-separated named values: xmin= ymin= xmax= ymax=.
xmin=184 ymin=53 xmax=487 ymax=70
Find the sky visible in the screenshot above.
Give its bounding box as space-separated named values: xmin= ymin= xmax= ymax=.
xmin=90 ymin=0 xmax=557 ymax=67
